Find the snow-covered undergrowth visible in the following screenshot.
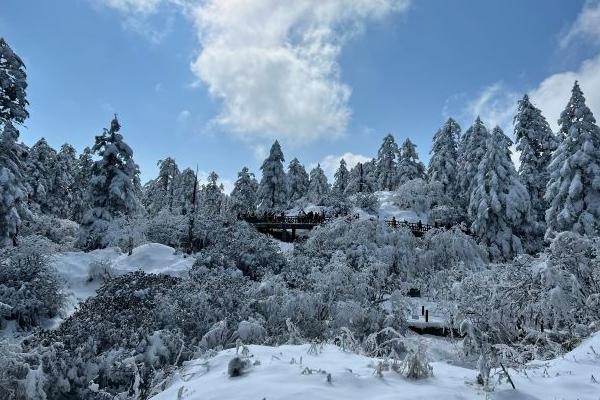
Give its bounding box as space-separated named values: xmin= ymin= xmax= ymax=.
xmin=152 ymin=332 xmax=600 ymax=400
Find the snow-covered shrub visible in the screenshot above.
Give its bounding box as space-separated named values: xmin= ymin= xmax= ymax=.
xmin=20 ymin=214 xmax=79 ymax=246
xmin=429 ymin=204 xmax=464 ymax=227
xmin=236 ymin=320 xmax=267 ymax=344
xmin=400 ymin=342 xmax=433 ymax=379
xmin=228 ymin=356 xmax=250 ymax=377
xmin=145 ymin=209 xmax=186 ymax=248
xmin=103 ymin=214 xmax=147 ymax=254
xmin=87 ymin=257 xmax=115 ymax=283
xmin=393 ymin=179 xmax=446 ymax=213
xmin=0 ymin=236 xmax=64 ymax=328
xmin=351 ymin=192 xmax=379 ymax=214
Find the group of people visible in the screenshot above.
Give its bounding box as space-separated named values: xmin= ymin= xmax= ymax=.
xmin=238 ymin=210 xmax=328 ymax=224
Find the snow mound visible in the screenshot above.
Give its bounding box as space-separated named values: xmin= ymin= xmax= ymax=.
xmin=152 ymin=344 xmax=474 ymax=400
xmin=49 ymin=243 xmax=194 ymax=326
xmin=152 ymin=332 xmax=600 ymax=400
xmin=375 ymin=191 xmax=427 ymax=222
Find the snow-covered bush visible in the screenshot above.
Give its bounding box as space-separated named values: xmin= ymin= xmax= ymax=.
xmin=351 ymin=192 xmax=379 ymax=214
xmin=0 ymin=236 xmax=64 ymax=328
xmin=429 ymin=204 xmax=464 ymax=227
xmin=393 ymin=179 xmax=446 ymax=214
xmin=20 ymin=214 xmax=79 ymax=246
xmin=145 ymin=209 xmax=186 ymax=248
xmin=400 ymin=342 xmax=433 ymax=379
xmin=87 ymin=257 xmax=115 ymax=283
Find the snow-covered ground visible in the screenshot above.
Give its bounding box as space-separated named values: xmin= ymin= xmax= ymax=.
xmin=153 ymin=332 xmax=600 ymax=400
xmin=46 ymin=243 xmax=194 ymax=328
xmin=375 ymin=191 xmax=428 ymax=223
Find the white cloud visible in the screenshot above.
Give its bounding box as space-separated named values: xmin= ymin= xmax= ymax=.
xmin=529 ymin=53 xmax=600 ymax=131
xmin=177 ymin=109 xmax=191 ymax=123
xmin=197 ymin=170 xmax=234 ymax=194
xmin=100 ymin=0 xmax=410 ymax=143
xmin=560 ymin=0 xmax=600 ymax=48
xmin=464 ymin=82 xmax=519 ymax=133
xmin=316 ymin=152 xmax=371 ymax=181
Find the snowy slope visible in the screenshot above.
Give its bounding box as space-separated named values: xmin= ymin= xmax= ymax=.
xmin=152 ymin=332 xmax=600 ymax=400
xmin=47 ymin=244 xmax=194 ymax=328
xmin=375 ymin=191 xmax=428 ymax=223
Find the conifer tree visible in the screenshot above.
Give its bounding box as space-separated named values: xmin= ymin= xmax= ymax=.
xmin=71 ymin=147 xmax=94 ymax=222
xmin=230 ymin=166 xmax=258 ymax=215
xmin=26 ymin=138 xmax=57 ymax=214
xmin=78 ymin=116 xmax=141 ymax=249
xmin=469 ymin=126 xmax=532 ymax=261
xmin=48 ymin=143 xmax=77 ymax=218
xmin=0 ymin=38 xmax=28 ymax=126
xmin=257 ymin=140 xmax=287 ymax=211
xmin=143 ymin=157 xmax=180 ymax=216
xmin=545 ymin=82 xmax=600 ymax=238
xmin=458 ymin=117 xmax=490 ymax=210
xmin=173 ymin=167 xmax=199 ymax=215
xmin=287 ymin=157 xmax=309 ymax=203
xmin=514 ymin=94 xmax=558 ymax=226
xmin=345 ymin=162 xmax=374 ymax=194
xmin=397 ymin=138 xmax=425 ymax=184
xmin=375 ymin=134 xmax=399 ymax=190
xmin=0 ymin=122 xmax=28 ymax=245
xmin=201 ymin=171 xmax=224 ymax=216
xmin=333 ymin=158 xmax=349 ymax=194
xmin=308 ymin=164 xmax=330 ymax=204
xmin=428 ymin=118 xmax=460 ymax=199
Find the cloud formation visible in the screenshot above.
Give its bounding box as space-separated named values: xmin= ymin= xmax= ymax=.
xmin=560 ymin=0 xmax=600 ymax=48
xmin=100 ymin=0 xmax=410 ymax=143
xmin=316 ymin=152 xmax=371 ymax=181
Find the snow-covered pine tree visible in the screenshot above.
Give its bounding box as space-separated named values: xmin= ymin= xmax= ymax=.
xmin=397 ymin=138 xmax=425 ymax=185
xmin=0 ymin=122 xmax=28 ymax=245
xmin=545 ymin=81 xmax=600 ymax=238
xmin=308 ymin=164 xmax=330 ymax=204
xmin=257 ymin=140 xmax=287 ymax=211
xmin=428 ymin=118 xmax=460 ymax=200
xmin=143 ymin=157 xmax=180 ymax=216
xmin=469 ymin=126 xmax=532 ymax=261
xmin=375 ymin=134 xmax=399 ymax=190
xmin=71 ymin=147 xmax=93 ymax=222
xmin=287 ymin=157 xmax=309 ymax=203
xmin=47 ymin=143 xmax=77 ymax=218
xmin=201 ymin=171 xmax=224 ymax=216
xmin=345 ymin=162 xmax=374 ymax=194
xmin=458 ymin=117 xmax=490 ymax=210
xmin=26 ymin=138 xmax=57 ymax=214
xmin=333 ymin=158 xmax=350 ymax=194
xmin=173 ymin=167 xmax=198 ymax=215
xmin=0 ymin=38 xmax=29 ymax=126
xmin=514 ymin=94 xmax=557 ymax=226
xmin=230 ymin=166 xmax=258 ymax=215
xmin=78 ymin=116 xmax=141 ymax=249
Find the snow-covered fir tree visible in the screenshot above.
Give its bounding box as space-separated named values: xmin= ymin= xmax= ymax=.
xmin=332 ymin=158 xmax=349 ymax=194
xmin=230 ymin=166 xmax=258 ymax=215
xmin=0 ymin=38 xmax=29 ymax=125
xmin=0 ymin=122 xmax=28 ymax=245
xmin=173 ymin=167 xmax=198 ymax=215
xmin=397 ymin=138 xmax=425 ymax=185
xmin=143 ymin=157 xmax=180 ymax=216
xmin=47 ymin=143 xmax=77 ymax=218
xmin=78 ymin=116 xmax=141 ymax=249
xmin=514 ymin=94 xmax=557 ymax=226
xmin=201 ymin=171 xmax=224 ymax=216
xmin=545 ymin=81 xmax=600 ymax=238
xmin=469 ymin=126 xmax=532 ymax=261
xmin=375 ymin=134 xmax=399 ymax=190
xmin=26 ymin=138 xmax=56 ymax=214
xmin=345 ymin=162 xmax=374 ymax=194
xmin=287 ymin=157 xmax=309 ymax=203
xmin=257 ymin=140 xmax=287 ymax=211
xmin=458 ymin=117 xmax=489 ymax=210
xmin=308 ymin=164 xmax=330 ymax=204
xmin=428 ymin=118 xmax=460 ymax=199
xmin=71 ymin=146 xmax=93 ymax=222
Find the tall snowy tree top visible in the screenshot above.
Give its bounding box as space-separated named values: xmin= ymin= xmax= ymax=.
xmin=377 ymin=134 xmax=399 ymax=160
xmin=0 ymin=38 xmax=28 ymax=125
xmin=428 ymin=118 xmax=460 ymax=195
xmin=558 ymin=81 xmax=599 ymax=140
xmin=514 ymin=94 xmax=556 ymax=157
xmin=333 ymin=158 xmax=349 ymax=193
xmin=400 ymin=138 xmax=419 ymax=161
xmin=308 ymin=163 xmax=330 ymax=203
xmin=258 ymin=140 xmax=287 ymax=210
xmin=376 ymin=134 xmax=400 ymax=190
xmin=262 ymin=140 xmax=285 ymax=167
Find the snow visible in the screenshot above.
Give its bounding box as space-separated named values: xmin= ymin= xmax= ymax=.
xmin=48 ymin=243 xmax=194 ymax=327
xmin=375 ymin=191 xmax=427 ymax=222
xmin=152 ymin=332 xmax=600 ymax=400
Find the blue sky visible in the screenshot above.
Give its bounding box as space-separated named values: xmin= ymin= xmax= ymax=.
xmin=2 ymin=0 xmax=600 ymax=190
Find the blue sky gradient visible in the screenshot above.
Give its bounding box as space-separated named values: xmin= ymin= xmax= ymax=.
xmin=2 ymin=0 xmax=599 ymax=189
